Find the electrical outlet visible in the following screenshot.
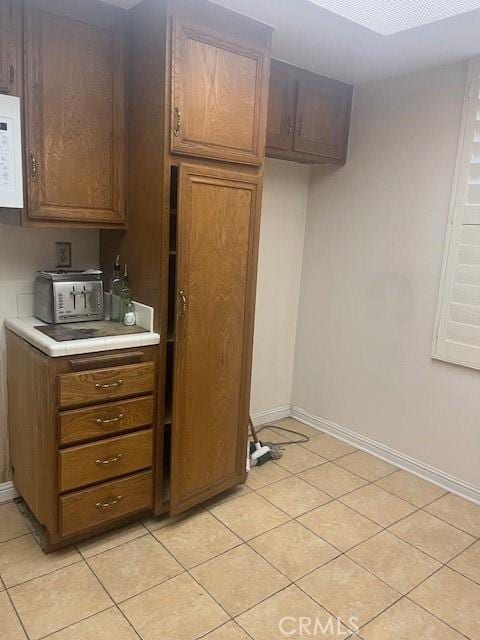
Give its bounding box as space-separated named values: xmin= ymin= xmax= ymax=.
xmin=55 ymin=242 xmax=72 ymax=268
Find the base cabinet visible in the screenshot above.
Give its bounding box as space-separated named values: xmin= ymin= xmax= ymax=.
xmin=6 ymin=332 xmax=158 ymax=550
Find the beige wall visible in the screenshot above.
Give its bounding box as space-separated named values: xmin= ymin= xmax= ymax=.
xmin=292 ymin=61 xmax=480 ymax=488
xmin=250 ymin=159 xmax=309 ymax=417
xmin=0 ymin=226 xmax=99 ymax=482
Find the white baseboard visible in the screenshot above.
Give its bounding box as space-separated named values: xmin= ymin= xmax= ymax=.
xmin=291 ymin=406 xmax=480 ymax=505
xmin=0 ymin=481 xmax=18 ymax=503
xmin=251 ymin=405 xmax=291 ymax=427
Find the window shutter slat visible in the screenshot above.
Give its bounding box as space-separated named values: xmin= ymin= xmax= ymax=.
xmin=432 ymin=60 xmax=480 ymax=369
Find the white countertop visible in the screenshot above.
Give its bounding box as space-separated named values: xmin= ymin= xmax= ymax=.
xmin=5 ymin=316 xmax=160 ymax=357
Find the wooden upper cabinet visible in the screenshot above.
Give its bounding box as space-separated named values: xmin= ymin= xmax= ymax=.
xmin=24 ymin=0 xmax=126 ymax=226
xmin=170 ymin=2 xmax=271 ymax=165
xmin=294 ymin=75 xmax=352 ymax=161
xmin=0 ymin=0 xmax=21 ymax=95
xmin=266 ymin=60 xmax=353 ymax=165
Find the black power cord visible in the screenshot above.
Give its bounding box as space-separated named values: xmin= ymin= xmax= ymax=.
xmin=255 ymin=423 xmax=310 ymax=446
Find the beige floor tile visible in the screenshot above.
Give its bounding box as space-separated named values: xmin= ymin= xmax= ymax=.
xmin=203 ymin=484 xmax=252 ymax=509
xmin=202 ymin=621 xmax=251 ymax=640
xmin=142 ymin=505 xmax=204 ymax=532
xmin=410 ymin=566 xmax=480 ymax=639
xmin=87 ymin=534 xmax=182 ymax=602
xmin=153 ymin=510 xmax=241 ymax=568
xmin=340 ymin=485 xmax=416 ymax=527
xmin=360 ymin=597 xmax=464 ymax=640
xmin=0 ymin=534 xmax=81 ymax=587
xmin=298 ymin=555 xmax=399 ymax=629
xmin=376 ymin=470 xmax=447 ymax=507
xmin=0 ymin=591 xmax=27 ymax=640
xmin=0 ymin=503 xmax=30 ymax=543
xmin=389 ymin=510 xmax=475 ymax=563
xmin=347 ymin=531 xmax=440 ymax=594
xmin=120 ymin=573 xmax=228 ymax=640
xmin=299 ymin=462 xmax=367 ymax=498
xmin=236 ymin=584 xmax=351 ymax=639
xmin=190 ymin=544 xmax=289 ymax=616
xmin=249 ymin=521 xmax=339 ymax=581
xmin=426 ymin=493 xmax=480 ymax=536
xmin=335 ymin=451 xmax=397 ymax=482
xmin=210 ymin=492 xmax=289 ymax=540
xmin=271 ymin=418 xmax=323 ymax=440
xmin=77 ymin=522 xmax=147 ymax=558
xmin=257 ymin=476 xmax=330 ymax=517
xmin=300 ymin=433 xmax=357 ymax=460
xmin=298 ymin=501 xmax=381 ymax=552
xmin=275 ymin=444 xmax=326 ymax=474
xmin=245 ymin=462 xmax=290 ymax=490
xmin=9 ymin=562 xmax=112 ymax=640
xmin=449 ymin=540 xmax=480 ymax=584
xmin=46 ymin=607 xmax=138 ymax=640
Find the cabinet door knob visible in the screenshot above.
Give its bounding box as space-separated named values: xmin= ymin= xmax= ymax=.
xmin=30 ymin=153 xmax=37 ymax=181
xmin=287 ymin=117 xmax=293 ymax=136
xmin=178 ymin=290 xmax=187 ymax=318
xmin=298 ymin=118 xmax=304 ymax=138
xmin=173 ymin=107 xmax=182 ymax=137
xmin=95 ymin=453 xmax=124 ymax=465
xmin=95 ymin=495 xmax=123 ymax=510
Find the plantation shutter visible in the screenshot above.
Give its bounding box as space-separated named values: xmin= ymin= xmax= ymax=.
xmin=433 ymin=60 xmax=480 ymax=369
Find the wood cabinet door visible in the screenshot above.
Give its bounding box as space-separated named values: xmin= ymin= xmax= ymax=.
xmin=170 ymin=164 xmax=260 ymax=514
xmin=24 ymin=0 xmax=126 ymax=225
xmin=170 ymin=16 xmax=270 ymax=165
xmin=0 ymin=0 xmax=20 ymax=95
xmin=266 ymin=60 xmax=296 ymax=152
xmin=294 ymin=75 xmax=352 ymax=161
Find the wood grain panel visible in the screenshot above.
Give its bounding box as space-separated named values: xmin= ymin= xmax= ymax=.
xmin=294 ymin=75 xmax=352 ymax=161
xmin=59 ymin=396 xmax=154 ymax=446
xmin=6 ymin=331 xmax=57 ymax=531
xmin=171 ymin=15 xmax=270 ymax=164
xmin=58 ymin=361 xmax=155 ymax=408
xmin=170 ymin=164 xmax=260 ymax=514
xmin=60 ymin=470 xmax=152 ymax=537
xmin=59 ymin=428 xmax=152 ymax=492
xmin=266 ymin=59 xmax=296 ymax=152
xmin=0 ymin=0 xmax=20 ymax=94
xmin=24 ymin=0 xmax=125 ymax=224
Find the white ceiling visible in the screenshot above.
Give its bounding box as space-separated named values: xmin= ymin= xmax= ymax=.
xmin=306 ymin=0 xmax=480 ymax=36
xmin=103 ymin=0 xmax=480 ymax=84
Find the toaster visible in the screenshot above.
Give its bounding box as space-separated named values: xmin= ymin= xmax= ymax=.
xmin=34 ymin=269 xmax=104 ymax=324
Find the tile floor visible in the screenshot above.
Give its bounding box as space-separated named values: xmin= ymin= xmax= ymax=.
xmin=0 ymin=418 xmax=479 ymax=639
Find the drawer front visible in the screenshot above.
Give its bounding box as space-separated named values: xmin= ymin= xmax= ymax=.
xmin=59 ymin=429 xmax=153 ymax=492
xmin=59 ymin=362 xmax=155 ymax=408
xmin=60 ymin=471 xmax=152 ymax=537
xmin=59 ymin=396 xmax=155 ymax=446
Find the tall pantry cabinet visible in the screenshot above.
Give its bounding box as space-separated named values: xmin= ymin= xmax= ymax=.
xmin=101 ymin=0 xmax=271 ymax=515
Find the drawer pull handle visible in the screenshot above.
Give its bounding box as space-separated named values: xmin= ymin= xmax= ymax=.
xmin=95 ymin=379 xmax=124 ymax=390
xmin=96 ymin=413 xmax=125 ymax=425
xmin=96 ymin=495 xmax=123 ymax=510
xmin=95 ymin=453 xmax=124 ymax=466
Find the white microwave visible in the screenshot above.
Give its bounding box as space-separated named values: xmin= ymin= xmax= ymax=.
xmin=0 ymin=94 xmax=23 ymax=208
